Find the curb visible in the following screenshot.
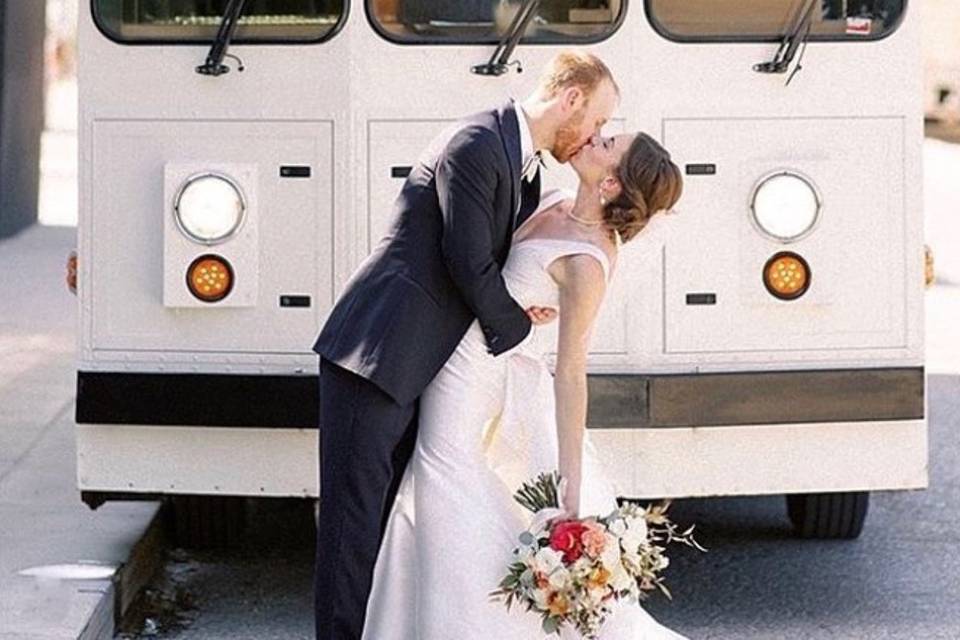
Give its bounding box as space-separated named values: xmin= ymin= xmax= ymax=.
xmin=77 ymin=507 xmax=167 ymax=640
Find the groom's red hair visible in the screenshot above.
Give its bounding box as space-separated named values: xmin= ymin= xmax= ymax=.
xmin=537 ymin=50 xmax=619 ymax=103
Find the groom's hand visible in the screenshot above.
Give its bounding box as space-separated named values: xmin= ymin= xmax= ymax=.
xmin=526 ymin=306 xmax=557 ymax=325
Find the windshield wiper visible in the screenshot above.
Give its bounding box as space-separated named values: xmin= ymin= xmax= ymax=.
xmin=753 ymin=0 xmax=817 ymax=79
xmin=196 ymin=0 xmax=250 ymax=76
xmin=472 ymin=0 xmax=542 ymax=76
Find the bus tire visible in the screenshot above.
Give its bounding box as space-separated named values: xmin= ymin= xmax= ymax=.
xmin=785 ymin=491 xmax=869 ymax=539
xmin=162 ymin=495 xmax=248 ymax=549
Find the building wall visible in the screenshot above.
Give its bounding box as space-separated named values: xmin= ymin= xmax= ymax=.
xmin=922 ymin=0 xmax=960 ymax=115
xmin=0 ymin=2 xmax=46 ymax=238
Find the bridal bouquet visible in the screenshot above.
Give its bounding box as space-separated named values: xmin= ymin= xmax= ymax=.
xmin=490 ymin=472 xmax=705 ymax=639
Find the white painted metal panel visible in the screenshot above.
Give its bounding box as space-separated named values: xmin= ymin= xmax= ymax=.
xmin=662 ymin=116 xmax=907 ymax=354
xmin=75 ymin=419 xmax=927 ymax=499
xmin=644 ymin=418 xmax=927 ymax=497
xmin=77 ymin=425 xmax=318 ymax=497
xmin=366 ymin=119 xmax=452 ymax=251
xmin=88 ymin=119 xmax=333 ymax=355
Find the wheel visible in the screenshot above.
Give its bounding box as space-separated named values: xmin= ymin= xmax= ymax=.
xmin=786 ymin=491 xmax=869 ymax=539
xmin=162 ymin=495 xmax=248 ymax=549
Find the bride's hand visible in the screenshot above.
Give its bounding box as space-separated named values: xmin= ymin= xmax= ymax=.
xmin=558 ymin=481 xmax=581 ymax=522
xmin=545 ymin=507 xmax=577 ymax=529
xmin=562 ymin=497 xmax=580 ymax=522
xmin=526 ymin=306 xmax=558 ymax=325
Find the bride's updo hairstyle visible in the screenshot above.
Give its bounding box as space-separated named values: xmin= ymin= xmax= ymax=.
xmin=604 ymin=133 xmax=683 ymax=243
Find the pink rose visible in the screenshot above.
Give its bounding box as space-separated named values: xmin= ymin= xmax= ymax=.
xmin=580 ymin=521 xmax=607 ymax=559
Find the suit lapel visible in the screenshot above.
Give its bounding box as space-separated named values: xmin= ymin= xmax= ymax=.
xmin=496 ymin=100 xmax=522 ymax=231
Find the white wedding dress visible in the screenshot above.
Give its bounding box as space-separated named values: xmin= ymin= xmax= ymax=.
xmin=361 ymin=190 xmax=687 ymax=640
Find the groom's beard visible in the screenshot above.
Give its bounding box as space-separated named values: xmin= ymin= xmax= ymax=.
xmin=551 ymin=108 xmax=587 ymax=163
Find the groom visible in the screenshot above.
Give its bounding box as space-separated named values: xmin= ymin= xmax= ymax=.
xmin=312 ymin=50 xmax=620 ymax=640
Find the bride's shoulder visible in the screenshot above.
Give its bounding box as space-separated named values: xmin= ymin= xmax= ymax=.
xmin=537 ymin=187 xmax=576 ymax=212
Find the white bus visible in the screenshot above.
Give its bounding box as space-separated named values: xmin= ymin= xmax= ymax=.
xmin=75 ymin=0 xmax=925 ymax=543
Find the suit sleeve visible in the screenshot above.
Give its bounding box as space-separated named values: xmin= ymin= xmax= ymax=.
xmin=435 ymin=128 xmax=532 ymax=355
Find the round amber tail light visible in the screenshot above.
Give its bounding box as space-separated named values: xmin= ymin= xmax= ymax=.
xmin=763 ymin=251 xmax=810 ymax=300
xmin=186 ymin=254 xmax=234 ymax=303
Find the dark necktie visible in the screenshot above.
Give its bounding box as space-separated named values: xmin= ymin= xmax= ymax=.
xmin=515 ymin=167 xmax=541 ymax=231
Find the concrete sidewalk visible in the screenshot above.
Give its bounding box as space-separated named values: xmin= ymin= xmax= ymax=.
xmin=0 ymin=224 xmax=160 ymax=639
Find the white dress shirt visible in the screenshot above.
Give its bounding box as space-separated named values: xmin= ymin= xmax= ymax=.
xmin=513 ymin=99 xmax=541 ymax=223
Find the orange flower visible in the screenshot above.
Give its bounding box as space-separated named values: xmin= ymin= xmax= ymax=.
xmin=547 ymin=591 xmax=571 ymax=616
xmin=587 ymin=566 xmax=611 ymax=589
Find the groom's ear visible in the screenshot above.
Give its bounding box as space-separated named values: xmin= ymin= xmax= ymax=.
xmin=559 ymin=86 xmax=586 ymax=114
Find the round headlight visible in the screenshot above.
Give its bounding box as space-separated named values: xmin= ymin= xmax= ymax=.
xmin=186 ymin=254 xmax=234 ymax=303
xmin=174 ymin=173 xmax=246 ymax=245
xmin=750 ymin=171 xmax=821 ymax=243
xmin=763 ymin=251 xmax=811 ymax=301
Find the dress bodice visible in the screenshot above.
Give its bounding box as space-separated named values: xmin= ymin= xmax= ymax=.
xmin=503 ymin=188 xmax=611 ymax=304
xmin=455 ymin=189 xmax=612 ymax=361
xmin=501 ymin=237 xmax=611 ymax=311
xmin=498 ymin=189 xmax=611 ymax=356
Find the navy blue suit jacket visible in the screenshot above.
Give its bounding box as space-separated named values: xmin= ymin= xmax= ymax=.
xmin=312 ymin=101 xmax=533 ymax=405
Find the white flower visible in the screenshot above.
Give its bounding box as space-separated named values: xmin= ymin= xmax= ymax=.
xmin=626 ymin=515 xmax=648 ymax=540
xmin=585 ymin=585 xmax=607 ymax=608
xmin=548 ymin=566 xmax=571 ymax=589
xmin=620 ymin=517 xmax=648 ymax=552
xmin=608 ymin=518 xmax=627 ymax=536
xmin=514 ymin=545 xmax=534 ymax=563
xmin=609 ymin=563 xmax=635 ymax=592
xmin=621 ymin=547 xmax=641 ymax=570
xmin=532 ymin=587 xmax=551 ymax=609
xmin=533 ymin=547 xmax=564 ymax=573
xmin=571 ymin=556 xmax=592 ymax=574
xmin=600 ymin=534 xmax=622 ymax=570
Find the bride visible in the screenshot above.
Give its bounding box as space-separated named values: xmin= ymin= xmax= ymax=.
xmin=361 ymin=131 xmax=685 ymax=639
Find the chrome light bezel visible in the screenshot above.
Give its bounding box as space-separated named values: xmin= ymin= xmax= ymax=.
xmin=173 ymin=172 xmax=247 ymax=246
xmin=749 ymin=170 xmax=822 ymax=244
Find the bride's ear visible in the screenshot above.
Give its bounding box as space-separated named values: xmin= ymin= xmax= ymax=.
xmin=599 ymin=175 xmax=622 ymax=202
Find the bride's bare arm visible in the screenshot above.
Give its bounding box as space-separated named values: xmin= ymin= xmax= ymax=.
xmin=549 ymin=254 xmax=607 ymax=516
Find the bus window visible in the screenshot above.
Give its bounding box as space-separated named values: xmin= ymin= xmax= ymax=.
xmin=367 ymin=0 xmax=625 ymax=44
xmin=92 ymin=0 xmax=347 ymax=44
xmin=646 ymin=0 xmax=905 ymax=42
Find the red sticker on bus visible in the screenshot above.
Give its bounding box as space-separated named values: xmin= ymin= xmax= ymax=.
xmin=845 ymin=17 xmax=872 ymax=35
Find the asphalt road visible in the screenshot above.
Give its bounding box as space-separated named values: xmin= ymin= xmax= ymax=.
xmin=117 ymin=373 xmax=960 ymax=640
